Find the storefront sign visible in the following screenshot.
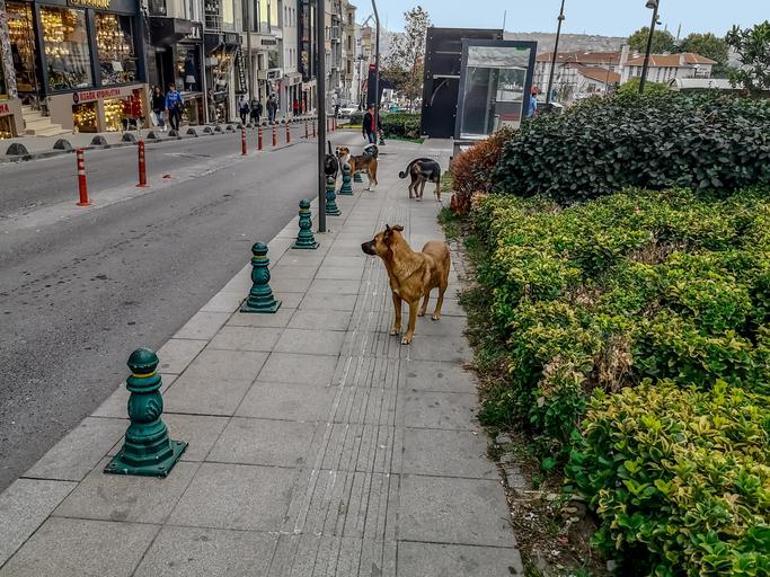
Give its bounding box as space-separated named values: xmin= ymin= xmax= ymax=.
xmin=73 ymin=87 xmax=125 ymax=104
xmin=260 ymin=38 xmax=277 ymax=46
xmin=0 ymin=103 xmax=11 ymax=116
xmin=187 ymin=23 xmax=203 ymax=41
xmin=68 ymin=0 xmax=112 ymax=8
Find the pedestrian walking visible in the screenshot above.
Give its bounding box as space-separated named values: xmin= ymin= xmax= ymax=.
xmin=362 ymin=105 xmax=377 ymax=144
xmin=267 ymin=93 xmax=277 ymax=124
xmin=166 ymin=84 xmax=184 ymax=131
xmin=151 ymin=85 xmax=166 ymax=131
xmin=250 ymin=97 xmax=262 ymax=125
xmin=239 ymin=95 xmax=250 ymax=126
xmin=526 ymin=87 xmax=538 ymax=119
xmin=293 ymin=98 xmax=300 ymax=118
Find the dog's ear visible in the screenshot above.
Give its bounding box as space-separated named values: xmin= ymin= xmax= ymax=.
xmin=391 ymin=225 xmax=404 ymax=232
xmin=385 ymin=224 xmax=391 ymax=232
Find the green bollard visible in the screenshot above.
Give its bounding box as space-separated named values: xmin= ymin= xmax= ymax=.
xmin=325 ymin=176 xmax=341 ymax=216
xmin=353 ymin=171 xmax=364 ymax=183
xmin=338 ymin=163 xmax=353 ymax=195
xmin=240 ymin=242 xmax=282 ymax=313
xmin=292 ymin=199 xmax=319 ymax=249
xmin=104 ymin=348 xmax=187 ymax=477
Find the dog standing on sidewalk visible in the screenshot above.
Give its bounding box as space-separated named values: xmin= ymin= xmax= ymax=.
xmin=399 ymin=158 xmax=442 ymax=202
xmin=361 ymin=224 xmax=450 ymax=345
xmin=337 ymin=144 xmax=379 ymax=190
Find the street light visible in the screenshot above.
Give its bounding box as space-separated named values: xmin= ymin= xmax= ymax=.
xmin=639 ymin=0 xmax=660 ymax=94
xmin=545 ymin=0 xmax=566 ymax=107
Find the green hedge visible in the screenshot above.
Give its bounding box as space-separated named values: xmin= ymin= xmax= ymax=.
xmin=470 ymin=187 xmax=770 ymax=575
xmin=492 ymin=93 xmax=770 ymax=204
xmin=381 ymin=112 xmax=421 ymax=139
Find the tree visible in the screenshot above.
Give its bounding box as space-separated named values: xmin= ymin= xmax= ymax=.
xmin=679 ymin=32 xmax=729 ymax=77
xmin=386 ymin=6 xmax=431 ymax=109
xmin=726 ymin=21 xmax=770 ymax=94
xmin=628 ymin=26 xmax=676 ymax=54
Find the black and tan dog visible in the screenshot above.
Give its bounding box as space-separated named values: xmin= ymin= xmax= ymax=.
xmin=399 ymin=158 xmax=442 ymax=201
xmin=337 ymin=145 xmax=379 ymax=190
xmin=361 ymin=224 xmax=451 ymax=345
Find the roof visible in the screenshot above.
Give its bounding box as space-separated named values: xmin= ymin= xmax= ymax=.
xmin=566 ymin=64 xmax=620 ymax=84
xmin=536 ymin=51 xmax=620 ymax=64
xmin=625 ymin=52 xmax=717 ymax=67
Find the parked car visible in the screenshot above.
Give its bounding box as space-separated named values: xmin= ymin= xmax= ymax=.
xmin=336 ymin=104 xmax=357 ymax=118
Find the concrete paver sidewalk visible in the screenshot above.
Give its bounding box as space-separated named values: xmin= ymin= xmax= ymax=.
xmin=0 ymin=139 xmax=522 ymax=576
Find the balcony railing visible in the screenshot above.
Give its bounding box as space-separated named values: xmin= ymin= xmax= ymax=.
xmin=205 ymin=13 xmax=222 ymax=30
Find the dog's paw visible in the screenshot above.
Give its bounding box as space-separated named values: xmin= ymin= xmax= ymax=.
xmin=401 ymin=335 xmax=412 ymax=345
xmin=431 ymin=314 xmax=441 ymax=321
xmin=417 ymin=310 xmax=426 ymax=317
xmin=390 ymin=327 xmax=401 ymax=336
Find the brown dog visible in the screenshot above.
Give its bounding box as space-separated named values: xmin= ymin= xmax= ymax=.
xmin=361 ymin=225 xmax=451 ymax=345
xmin=337 ymin=145 xmax=379 ymax=190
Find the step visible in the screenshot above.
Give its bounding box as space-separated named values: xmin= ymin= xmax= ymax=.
xmin=29 ymin=125 xmax=69 ymax=137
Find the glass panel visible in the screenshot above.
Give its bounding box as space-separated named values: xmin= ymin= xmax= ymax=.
xmin=177 ymin=46 xmax=200 ymax=91
xmin=72 ymin=101 xmax=97 ymax=132
xmin=459 ymin=44 xmax=532 ymax=139
xmin=7 ymin=2 xmax=40 ymax=100
xmin=95 ymin=13 xmax=137 ymax=86
xmin=41 ymin=7 xmax=93 ymax=91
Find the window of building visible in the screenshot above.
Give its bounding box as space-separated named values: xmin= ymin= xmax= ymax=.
xmin=95 ymin=13 xmax=137 ymax=86
xmin=40 ymin=7 xmax=93 ymax=91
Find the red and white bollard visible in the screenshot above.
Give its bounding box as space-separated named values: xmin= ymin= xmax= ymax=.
xmin=76 ymin=148 xmax=91 ymax=206
xmin=285 ymin=122 xmax=291 ymax=144
xmin=272 ymin=124 xmax=277 ymax=147
xmin=136 ymin=141 xmax=148 ymax=188
xmin=257 ymin=126 xmax=263 ymax=151
xmin=241 ymin=127 xmax=247 ymax=156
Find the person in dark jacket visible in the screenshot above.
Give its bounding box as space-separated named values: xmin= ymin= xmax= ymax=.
xmin=151 ymin=85 xmax=166 ymax=131
xmin=238 ymin=95 xmax=250 ymax=125
xmin=250 ymin=98 xmax=262 ymax=124
xmin=362 ymin=105 xmax=377 ymax=144
xmin=165 ymin=84 xmax=184 ymax=131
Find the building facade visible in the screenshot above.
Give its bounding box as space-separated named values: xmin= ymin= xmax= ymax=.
xmin=0 ymin=0 xmax=148 ymax=136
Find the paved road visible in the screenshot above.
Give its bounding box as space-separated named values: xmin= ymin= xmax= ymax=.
xmin=0 ymin=129 xmax=355 ymax=491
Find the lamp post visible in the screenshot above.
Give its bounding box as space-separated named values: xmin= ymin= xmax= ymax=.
xmin=316 ymin=0 xmax=327 ymax=232
xmin=371 ymin=0 xmax=380 ymax=131
xmin=639 ymin=0 xmax=660 ymax=94
xmin=545 ymin=0 xmax=566 ymax=107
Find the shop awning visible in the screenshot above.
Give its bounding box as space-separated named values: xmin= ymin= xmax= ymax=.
xmin=150 ymin=18 xmax=195 ymax=45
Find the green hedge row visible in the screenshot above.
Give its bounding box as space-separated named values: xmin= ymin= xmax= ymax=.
xmin=470 ymin=187 xmax=770 ymax=575
xmin=492 ymin=93 xmax=770 ymax=204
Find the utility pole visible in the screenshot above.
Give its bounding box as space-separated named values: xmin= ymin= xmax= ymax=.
xmin=371 ymin=0 xmax=380 ymax=131
xmin=545 ymin=0 xmax=566 ymax=107
xmin=316 ymin=0 xmax=327 ymax=232
xmin=639 ymin=0 xmax=660 ymax=94
xmin=245 ymin=0 xmax=254 ymax=99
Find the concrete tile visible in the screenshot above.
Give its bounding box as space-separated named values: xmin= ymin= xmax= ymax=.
xmin=401 ymin=428 xmax=496 ymax=479
xmin=323 ymin=255 xmax=367 ymax=268
xmin=0 ymin=517 xmax=159 ymax=577
xmin=411 ymin=315 xmax=467 ymax=336
xmin=402 ymin=360 xmax=477 ymax=393
xmin=209 ymin=326 xmax=284 ymax=352
xmin=270 ymin=276 xmax=313 ymax=293
xmin=0 ymin=479 xmax=77 ymax=567
xmin=407 ymin=334 xmax=472 ymax=363
xmin=180 ymin=348 xmax=268 ymax=383
xmin=399 ymin=391 xmax=478 ymax=430
xmin=397 ymin=542 xmax=523 ymax=577
xmin=207 ymin=418 xmax=316 ymax=467
xmin=258 ymin=353 xmax=339 ymax=385
xmin=53 ymin=460 xmax=197 ymax=524
xmin=288 ymin=309 xmax=352 ymax=331
xmin=272 ymin=292 xmax=303 ymax=309
xmin=270 ymin=265 xmax=319 ymax=279
xmin=134 ymin=526 xmax=278 ymax=577
xmin=163 ymin=414 xmax=229 ymax=461
xmin=307 ymin=278 xmax=362 ymax=295
xmin=157 ymin=339 xmax=207 ymax=374
xmin=169 ymin=463 xmax=295 ymax=531
xmin=327 ymin=244 xmax=367 ymax=257
xmin=200 ymin=291 xmax=244 ymax=313
xmin=269 ymin=535 xmax=396 ymax=577
xmin=398 ymin=475 xmax=513 ymax=547
xmin=227 ymin=307 xmax=296 ymax=328
xmin=277 ymin=254 xmax=325 ymax=268
xmin=300 ymin=292 xmax=358 ymax=311
xmin=437 ymin=297 xmax=466 ymax=317
xmin=24 ymin=417 xmax=128 ymax=482
xmin=314 ymin=266 xmax=365 ymax=280
xmin=275 ymin=329 xmax=346 ymax=356
xmin=236 ymin=382 xmax=337 ymax=422
xmin=174 ymin=311 xmax=230 ymax=340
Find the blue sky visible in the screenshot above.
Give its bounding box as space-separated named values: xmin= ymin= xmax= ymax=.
xmin=372 ymin=0 xmax=767 ymax=38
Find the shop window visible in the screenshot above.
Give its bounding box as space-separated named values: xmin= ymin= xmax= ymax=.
xmin=0 ymin=116 xmax=16 ymax=139
xmin=95 ymin=13 xmax=137 ymax=86
xmin=7 ymin=2 xmax=40 ymax=100
xmin=177 ymin=46 xmax=200 ymax=92
xmin=73 ymin=102 xmax=98 ymax=132
xmin=0 ymin=53 xmax=6 ymax=96
xmin=41 ymin=7 xmax=93 ymax=91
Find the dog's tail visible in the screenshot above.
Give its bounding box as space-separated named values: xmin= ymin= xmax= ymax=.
xmin=399 ymin=158 xmax=421 ymax=179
